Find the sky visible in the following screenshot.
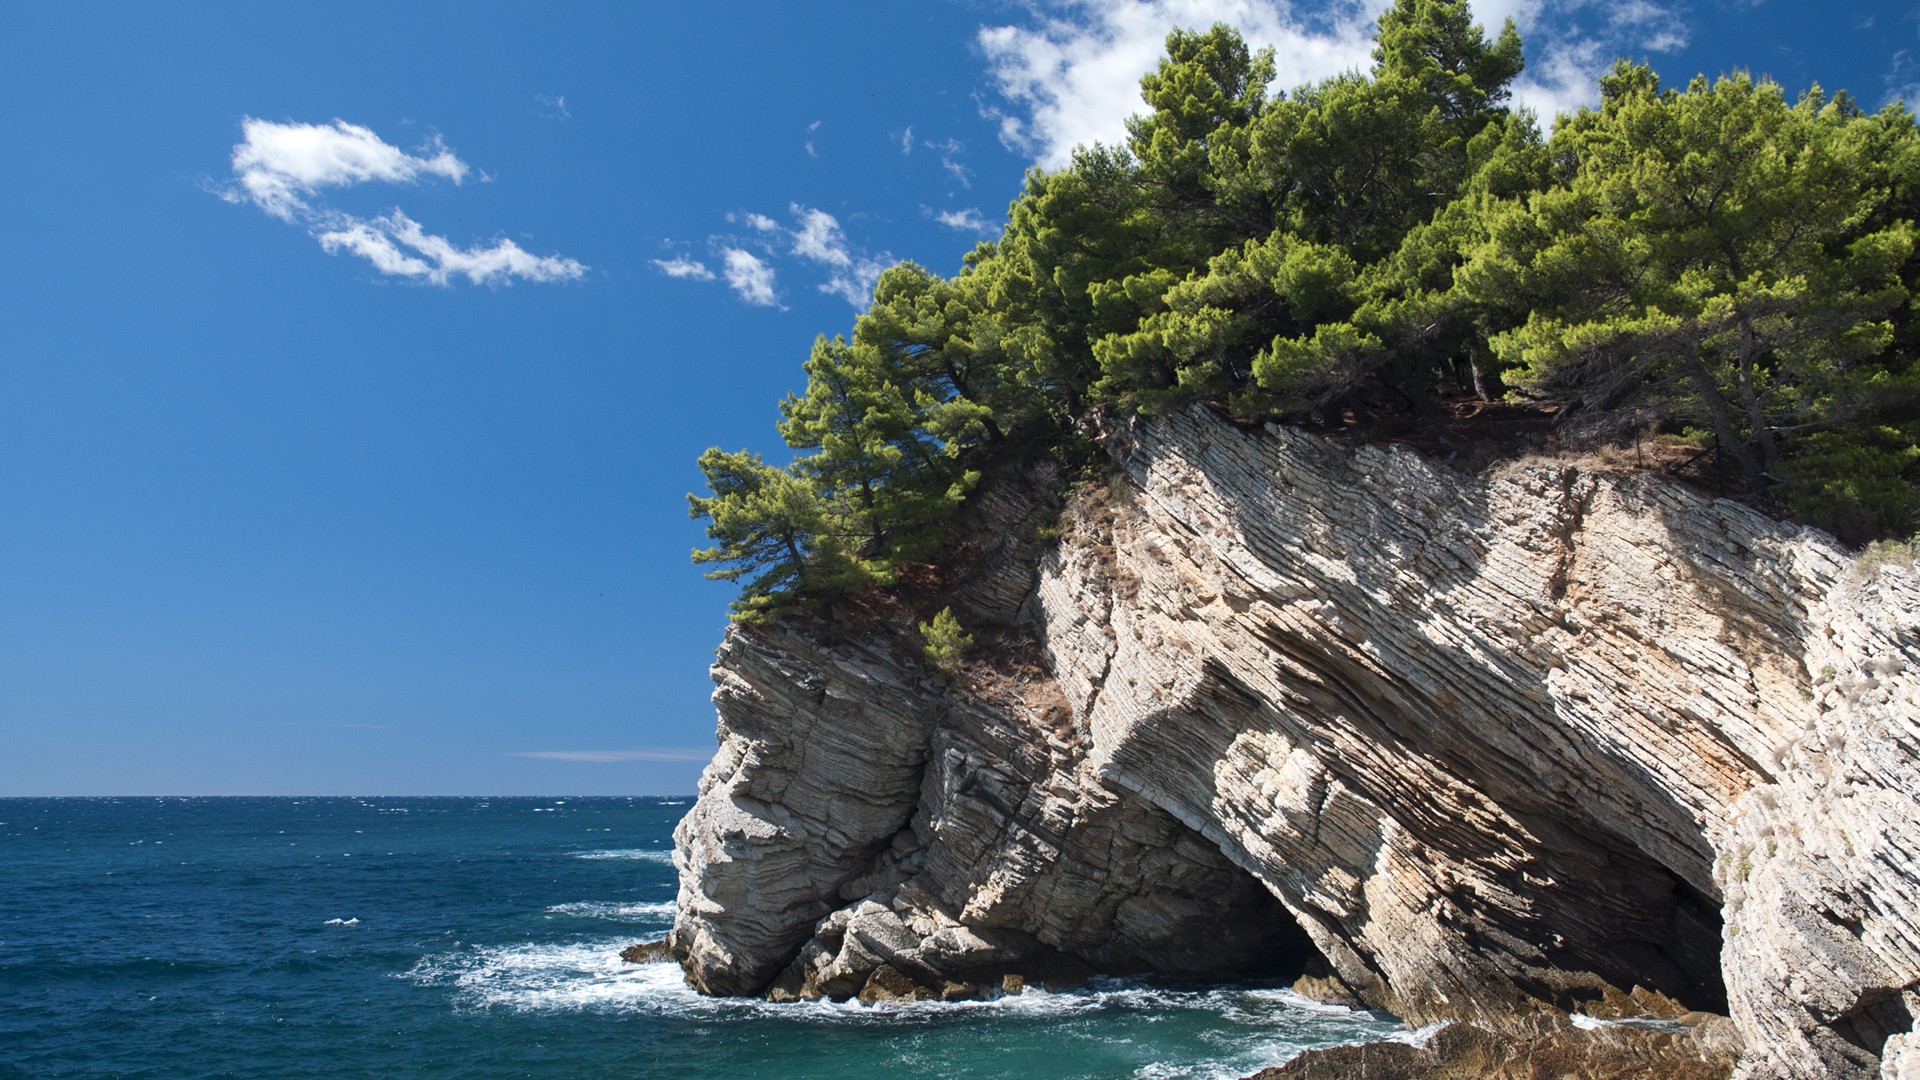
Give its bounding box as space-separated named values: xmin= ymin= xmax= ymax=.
xmin=2 ymin=0 xmax=1915 ymax=796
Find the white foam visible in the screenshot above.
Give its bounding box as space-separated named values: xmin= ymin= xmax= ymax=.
xmin=325 ymin=917 xmax=361 ymax=927
xmin=404 ymin=939 xmax=698 ymax=1015
xmin=572 ymin=849 xmax=674 ymax=863
xmin=401 ymin=935 xmax=1409 ymax=1078
xmin=545 ymin=901 xmax=676 ymax=923
xmin=1570 ymin=1013 xmax=1614 ymax=1030
xmin=1387 ymin=1021 xmax=1448 ymax=1046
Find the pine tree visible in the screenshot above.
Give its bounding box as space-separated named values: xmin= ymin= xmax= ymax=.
xmin=687 ymin=448 xmax=885 ymax=622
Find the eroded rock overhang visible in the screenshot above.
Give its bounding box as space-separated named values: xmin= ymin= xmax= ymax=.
xmin=671 ymin=405 xmax=1920 ymax=1080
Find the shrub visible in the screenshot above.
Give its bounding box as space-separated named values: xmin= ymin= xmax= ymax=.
xmin=919 ymin=607 xmax=973 ymax=680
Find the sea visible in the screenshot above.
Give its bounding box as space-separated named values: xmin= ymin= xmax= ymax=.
xmin=0 ymin=797 xmax=1416 ymax=1079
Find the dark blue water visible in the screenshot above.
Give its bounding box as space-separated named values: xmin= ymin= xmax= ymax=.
xmin=0 ymin=797 xmax=1410 ymax=1078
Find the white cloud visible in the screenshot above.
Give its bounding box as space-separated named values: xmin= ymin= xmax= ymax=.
xmin=722 ymin=247 xmax=781 ymax=306
xmin=534 ymin=93 xmax=572 ymax=121
xmin=732 ymin=211 xmax=781 ymax=232
xmin=511 ymin=748 xmax=713 ymax=763
xmin=820 ymin=255 xmax=891 ymax=307
xmin=230 ymin=117 xmax=469 ymax=221
xmin=900 ymin=125 xmax=915 ymax=154
xmin=314 ymin=211 xmax=584 ymax=285
xmin=974 ymin=0 xmax=1694 ymax=167
xmin=1503 ymin=0 xmax=1690 ymax=123
xmin=661 ymin=205 xmax=893 ymax=310
xmin=221 ymin=117 xmax=584 ymax=286
xmin=977 ymin=0 xmax=1383 ymax=168
xmin=315 ymin=220 xmax=435 ymax=278
xmin=935 ymin=207 xmax=994 ymax=234
xmin=790 ymin=205 xmax=853 ymax=267
xmin=652 ymin=256 xmax=716 ymax=280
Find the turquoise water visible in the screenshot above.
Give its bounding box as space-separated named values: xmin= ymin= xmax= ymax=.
xmin=0 ymin=797 xmax=1408 ymax=1078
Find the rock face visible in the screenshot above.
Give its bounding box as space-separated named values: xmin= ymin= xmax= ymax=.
xmin=670 ymin=405 xmax=1920 ymax=1079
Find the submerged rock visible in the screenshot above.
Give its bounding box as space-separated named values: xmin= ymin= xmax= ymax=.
xmin=671 ymin=406 xmax=1920 ymax=1078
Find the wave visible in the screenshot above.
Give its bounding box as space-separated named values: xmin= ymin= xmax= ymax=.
xmin=403 ymin=939 xmax=682 ymax=1015
xmin=571 ymin=849 xmax=674 ymax=863
xmin=544 ymin=901 xmax=676 ymax=923
xmin=403 ymin=944 xmax=1399 ymax=1030
xmin=396 ymin=944 xmax=1419 ymax=1078
xmin=323 ymin=917 xmax=361 ymax=927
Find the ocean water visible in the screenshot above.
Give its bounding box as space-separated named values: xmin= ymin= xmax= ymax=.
xmin=0 ymin=797 xmax=1410 ymax=1079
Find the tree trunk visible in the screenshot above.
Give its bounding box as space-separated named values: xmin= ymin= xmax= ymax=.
xmin=1680 ymin=345 xmax=1770 ymax=495
xmin=1734 ymin=314 xmax=1782 ymax=477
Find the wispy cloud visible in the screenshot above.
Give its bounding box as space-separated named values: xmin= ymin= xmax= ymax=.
xmin=534 ymin=93 xmax=572 ymax=121
xmin=791 ymin=204 xmax=853 ymax=266
xmin=934 ymin=207 xmax=994 ymax=234
xmin=218 ymin=117 xmax=584 ymax=285
xmin=722 ymin=247 xmax=781 ymax=306
xmin=316 ymin=209 xmax=584 ymax=285
xmin=730 ymin=211 xmax=781 ymax=233
xmin=658 ymin=205 xmax=892 ymax=309
xmin=900 ymin=125 xmax=915 ymax=154
xmin=922 ymin=136 xmax=973 ymax=188
xmin=789 ymin=204 xmax=892 ymax=305
xmin=511 ymin=748 xmax=713 ymax=763
xmin=975 ymin=0 xmax=1694 ymax=167
xmin=821 ymin=255 xmax=891 ymax=307
xmin=805 ymin=119 xmax=823 ymax=158
xmin=1887 ymin=49 xmax=1920 ymax=111
xmin=651 ymin=256 xmax=716 ymax=280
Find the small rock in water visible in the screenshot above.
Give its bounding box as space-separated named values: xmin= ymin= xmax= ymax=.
xmin=620 ymin=939 xmax=672 ymax=964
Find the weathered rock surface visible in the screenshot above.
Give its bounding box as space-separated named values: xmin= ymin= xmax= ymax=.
xmin=1255 ymin=1016 xmax=1743 ymax=1080
xmin=671 ymin=405 xmax=1920 ymax=1078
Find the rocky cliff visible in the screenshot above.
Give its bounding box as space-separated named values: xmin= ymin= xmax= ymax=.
xmin=669 ymin=405 xmax=1920 ymax=1079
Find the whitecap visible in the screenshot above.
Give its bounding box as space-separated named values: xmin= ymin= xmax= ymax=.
xmin=1570 ymin=1014 xmax=1615 ymax=1030
xmin=403 ymin=939 xmax=686 ymax=1014
xmin=324 ymin=917 xmax=361 ymax=927
xmin=400 ymin=937 xmax=1409 ymax=1078
xmin=572 ymin=849 xmax=674 ymax=863
xmin=545 ymin=901 xmax=676 ymax=923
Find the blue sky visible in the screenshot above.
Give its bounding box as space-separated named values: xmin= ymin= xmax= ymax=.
xmin=2 ymin=0 xmax=1914 ymax=796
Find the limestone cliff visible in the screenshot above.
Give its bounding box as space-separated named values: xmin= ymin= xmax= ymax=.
xmin=669 ymin=405 xmax=1920 ymax=1079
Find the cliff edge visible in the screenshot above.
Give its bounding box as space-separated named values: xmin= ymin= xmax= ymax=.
xmin=669 ymin=406 xmax=1920 ymax=1079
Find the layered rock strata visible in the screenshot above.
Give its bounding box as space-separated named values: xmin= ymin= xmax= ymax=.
xmin=671 ymin=405 xmax=1920 ymax=1079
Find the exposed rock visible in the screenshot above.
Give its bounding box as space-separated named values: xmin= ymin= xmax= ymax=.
xmin=619 ymin=938 xmax=673 ymax=964
xmin=675 ymin=603 xmax=1313 ymax=1002
xmin=671 ymin=405 xmax=1920 ymax=1078
xmin=668 ymin=628 xmax=942 ymax=995
xmin=1252 ymin=1016 xmax=1743 ymax=1079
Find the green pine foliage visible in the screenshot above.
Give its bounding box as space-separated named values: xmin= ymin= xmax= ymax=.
xmin=919 ymin=607 xmax=974 ymax=679
xmin=691 ymin=0 xmax=1920 ymax=620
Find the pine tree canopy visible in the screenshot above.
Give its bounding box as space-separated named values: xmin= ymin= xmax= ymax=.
xmin=691 ymin=0 xmax=1920 ymax=621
